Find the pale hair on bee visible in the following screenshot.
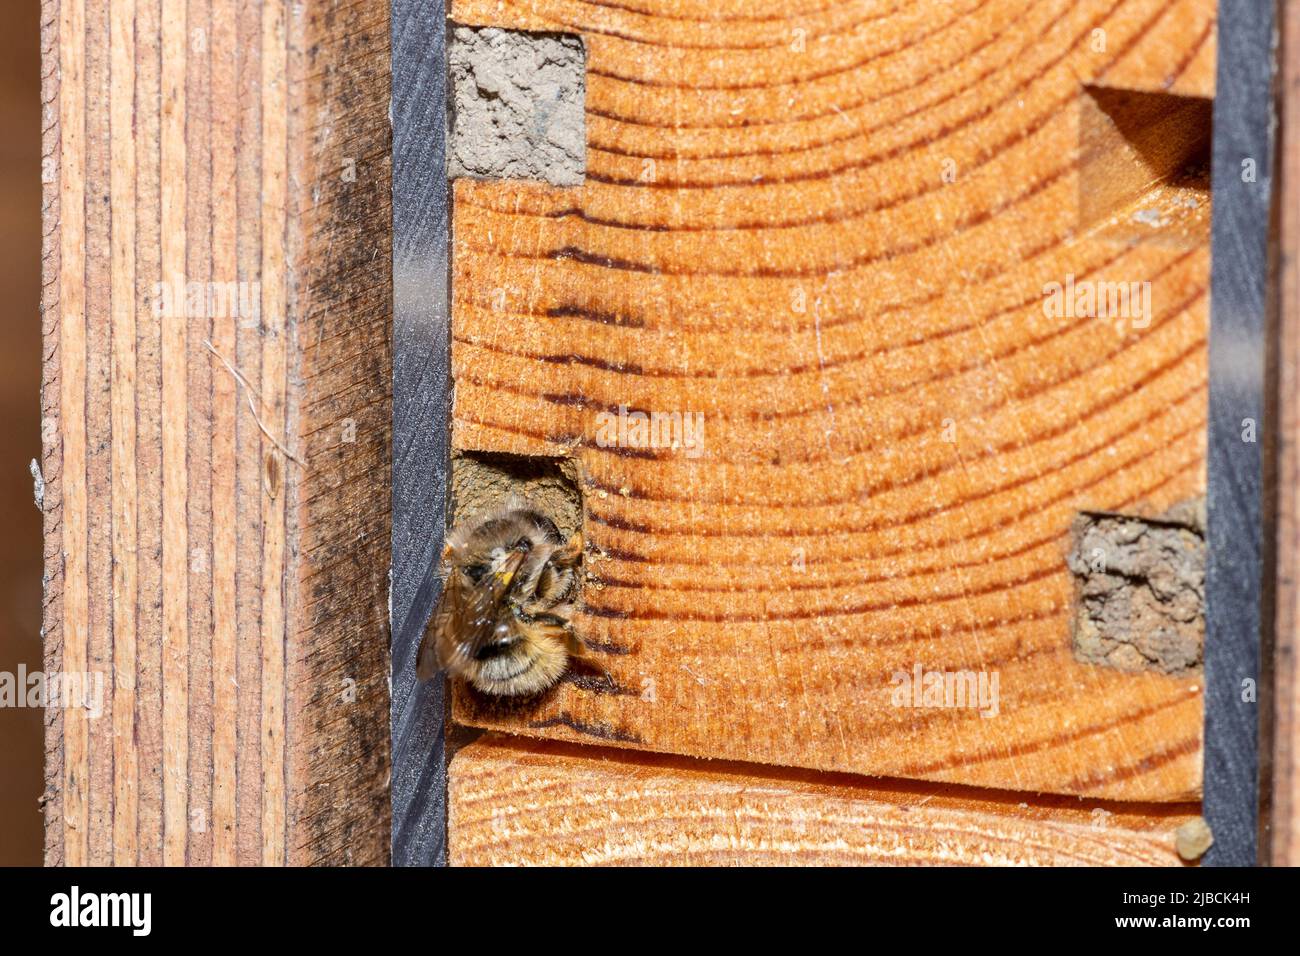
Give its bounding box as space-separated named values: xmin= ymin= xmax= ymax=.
xmin=416 ymin=497 xmax=587 ymax=697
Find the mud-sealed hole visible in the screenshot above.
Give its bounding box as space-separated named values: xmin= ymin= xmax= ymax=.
xmin=446 ymin=25 xmax=586 ymax=186
xmin=450 ymin=449 xmax=583 ymax=539
xmin=1065 ymin=500 xmax=1206 ymax=675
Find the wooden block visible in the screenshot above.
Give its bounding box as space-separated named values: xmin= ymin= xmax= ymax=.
xmin=41 ymin=0 xmax=391 ymax=865
xmin=446 ymin=0 xmax=1217 ymax=801
xmin=449 ymin=735 xmax=1199 ymax=866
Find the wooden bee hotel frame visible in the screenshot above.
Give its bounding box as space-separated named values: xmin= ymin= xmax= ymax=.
xmin=40 ymin=0 xmax=1300 ymax=865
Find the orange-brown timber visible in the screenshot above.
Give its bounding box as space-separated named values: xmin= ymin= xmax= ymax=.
xmin=448 ymin=0 xmax=1217 ymax=801
xmin=450 ymin=735 xmax=1200 ymax=865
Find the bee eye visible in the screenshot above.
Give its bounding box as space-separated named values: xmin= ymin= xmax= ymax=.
xmin=513 ymin=537 xmax=532 ymax=552
xmin=464 ymin=564 xmax=488 ymax=583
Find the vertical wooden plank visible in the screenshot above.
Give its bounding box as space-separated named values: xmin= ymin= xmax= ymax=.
xmin=159 ymin=0 xmax=189 ymax=866
xmin=258 ymin=0 xmax=287 ymax=868
xmin=233 ymin=0 xmax=265 ymax=868
xmin=134 ymin=0 xmax=165 ymax=868
xmin=185 ymin=0 xmax=215 ymax=869
xmin=209 ymin=0 xmax=239 ymax=868
xmin=285 ymin=0 xmax=394 ymax=867
xmin=57 ymin=0 xmax=88 ymax=868
xmin=83 ymin=0 xmax=114 ymax=869
xmin=109 ymin=0 xmax=139 ymax=867
xmin=40 ymin=0 xmax=66 ymax=868
xmin=44 ymin=0 xmax=392 ymax=866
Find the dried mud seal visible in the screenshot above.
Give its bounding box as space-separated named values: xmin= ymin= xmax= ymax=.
xmin=447 ymin=26 xmax=586 ymax=185
xmin=1066 ymin=500 xmax=1205 ymax=675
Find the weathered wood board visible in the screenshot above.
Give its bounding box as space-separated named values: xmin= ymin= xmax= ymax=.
xmin=450 ymin=735 xmax=1199 ymax=865
xmin=41 ymin=0 xmax=391 ymax=865
xmin=447 ymin=0 xmax=1217 ymax=801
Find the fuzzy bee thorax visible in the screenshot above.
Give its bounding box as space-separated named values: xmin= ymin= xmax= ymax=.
xmin=416 ymin=501 xmax=586 ymax=696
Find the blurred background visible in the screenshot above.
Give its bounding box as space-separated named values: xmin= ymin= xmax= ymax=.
xmin=0 ymin=0 xmax=45 ymax=866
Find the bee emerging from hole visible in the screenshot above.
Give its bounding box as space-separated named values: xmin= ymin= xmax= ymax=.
xmin=416 ymin=499 xmax=586 ymax=697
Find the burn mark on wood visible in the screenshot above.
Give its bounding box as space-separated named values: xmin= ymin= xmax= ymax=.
xmin=546 ymin=304 xmax=645 ymax=329
xmin=560 ymin=666 xmax=638 ymax=697
xmin=528 ymin=714 xmax=642 ymax=743
xmin=572 ymin=633 xmax=638 ymax=656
